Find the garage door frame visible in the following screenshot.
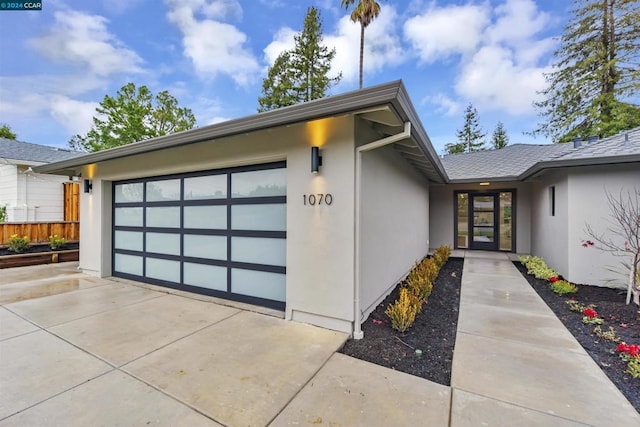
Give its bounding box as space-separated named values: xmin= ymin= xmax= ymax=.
xmin=111 ymin=161 xmax=286 ymax=311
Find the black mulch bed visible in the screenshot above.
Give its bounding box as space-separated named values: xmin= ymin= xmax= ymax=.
xmin=340 ymin=258 xmax=463 ymax=386
xmin=0 ymin=242 xmax=79 ymax=256
xmin=514 ymin=261 xmax=640 ymax=413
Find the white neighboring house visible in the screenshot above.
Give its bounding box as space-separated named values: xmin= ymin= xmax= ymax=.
xmin=0 ymin=138 xmax=82 ymax=222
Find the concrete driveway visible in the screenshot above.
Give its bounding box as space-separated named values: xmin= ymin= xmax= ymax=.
xmin=0 ymin=263 xmax=451 ymax=426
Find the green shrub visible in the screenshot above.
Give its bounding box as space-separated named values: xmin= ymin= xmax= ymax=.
xmin=48 ymin=235 xmax=67 ymax=250
xmin=0 ymin=205 xmax=6 ymax=223
xmin=520 ymin=255 xmax=558 ymax=280
xmin=385 ymin=287 xmax=419 ymax=332
xmin=626 ymin=358 xmax=640 ymax=379
xmin=550 ymin=280 xmax=578 ymax=295
xmin=433 ymin=245 xmax=451 ymax=268
xmin=8 ymin=234 xmax=30 ymax=253
xmin=593 ymin=326 xmax=620 ymax=343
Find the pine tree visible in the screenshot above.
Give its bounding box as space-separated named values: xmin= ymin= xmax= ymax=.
xmin=258 ymin=7 xmax=340 ymax=112
xmin=491 ymin=122 xmax=509 ymax=149
xmin=533 ymin=0 xmax=640 ymax=142
xmin=452 ymin=103 xmax=486 ymax=153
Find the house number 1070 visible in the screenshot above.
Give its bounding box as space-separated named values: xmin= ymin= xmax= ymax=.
xmin=303 ymin=193 xmax=333 ymax=206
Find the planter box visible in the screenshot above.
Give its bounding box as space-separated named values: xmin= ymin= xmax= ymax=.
xmin=0 ymin=249 xmax=79 ymax=269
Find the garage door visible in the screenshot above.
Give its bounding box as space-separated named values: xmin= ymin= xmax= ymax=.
xmin=112 ymin=162 xmax=286 ymax=310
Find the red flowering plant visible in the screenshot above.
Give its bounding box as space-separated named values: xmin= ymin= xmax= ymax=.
xmin=549 ymin=276 xmax=559 ymax=282
xmin=582 ymin=307 xmax=604 ymax=325
xmin=616 ymin=342 xmax=640 ymax=359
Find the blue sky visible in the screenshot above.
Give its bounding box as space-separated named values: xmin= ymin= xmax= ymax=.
xmin=0 ymin=0 xmax=570 ymax=154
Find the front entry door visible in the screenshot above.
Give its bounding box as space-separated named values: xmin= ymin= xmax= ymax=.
xmin=470 ymin=194 xmax=498 ymax=250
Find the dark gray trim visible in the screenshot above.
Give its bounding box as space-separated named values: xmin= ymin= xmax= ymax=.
xmin=519 ymin=155 xmax=640 ymax=181
xmin=33 ymin=81 xmax=448 ymax=183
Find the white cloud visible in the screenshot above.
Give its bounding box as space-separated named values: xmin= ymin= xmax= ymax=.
xmin=456 ymin=45 xmax=551 ymax=114
xmin=263 ymin=27 xmax=296 ymax=65
xmin=404 ymin=3 xmax=490 ymax=63
xmin=166 ymin=0 xmax=259 ymax=85
xmin=49 ymin=96 xmax=99 ymax=136
xmin=406 ymin=0 xmax=554 ymax=116
xmin=28 ymin=11 xmax=143 ymax=76
xmin=423 ymin=93 xmax=462 ymax=117
xmin=326 ymin=6 xmax=405 ymax=84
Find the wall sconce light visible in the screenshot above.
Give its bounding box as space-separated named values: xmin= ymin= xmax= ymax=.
xmin=311 ymin=146 xmax=322 ymax=174
xmin=479 ymin=182 xmax=490 ymax=186
xmin=84 ymin=179 xmax=93 ymax=194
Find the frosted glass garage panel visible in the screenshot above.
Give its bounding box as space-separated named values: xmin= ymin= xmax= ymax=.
xmin=184 ymin=263 xmax=227 ymax=291
xmin=146 ymin=258 xmax=180 ymax=283
xmin=146 ymin=232 xmax=180 ymax=256
xmin=184 ymin=234 xmax=226 ymax=260
xmin=184 ymin=205 xmax=226 ymax=230
xmin=146 ymin=179 xmax=180 ymax=201
xmin=146 ymin=207 xmax=180 ymax=228
xmin=114 ymin=254 xmax=143 ymax=276
xmin=115 ymin=207 xmax=143 ymax=227
xmin=184 ymin=175 xmax=227 ymax=200
xmin=231 ymin=269 xmax=285 ymax=302
xmin=231 ymin=169 xmax=286 ymax=198
xmin=115 ymin=183 xmax=143 ymax=203
xmin=232 ymin=237 xmax=286 ymax=267
xmin=232 ymin=204 xmax=286 ymax=231
xmin=114 ymin=231 xmax=143 ymax=251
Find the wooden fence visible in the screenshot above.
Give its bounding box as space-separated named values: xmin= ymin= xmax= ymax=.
xmin=0 ymin=222 xmax=79 ymax=245
xmin=63 ymin=182 xmax=80 ymax=221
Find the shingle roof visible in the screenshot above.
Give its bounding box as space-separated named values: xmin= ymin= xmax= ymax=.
xmin=0 ymin=138 xmax=83 ymax=164
xmin=442 ymin=126 xmax=640 ymax=182
xmin=441 ymin=143 xmax=573 ymax=181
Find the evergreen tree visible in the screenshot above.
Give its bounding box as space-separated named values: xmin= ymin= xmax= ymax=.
xmin=491 ymin=122 xmax=509 ymax=149
xmin=533 ymin=0 xmax=640 ymax=142
xmin=452 ymin=103 xmax=486 ymax=153
xmin=341 ymin=0 xmax=382 ymax=89
xmin=258 ymin=7 xmax=340 ymax=112
xmin=69 ymin=83 xmax=196 ymax=152
xmin=444 ymin=141 xmax=466 ymax=154
xmin=0 ymin=124 xmax=17 ymax=140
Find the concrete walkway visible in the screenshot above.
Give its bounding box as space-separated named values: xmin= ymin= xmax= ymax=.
xmin=1 ymin=257 xmax=639 ymax=426
xmin=450 ymin=251 xmax=639 ymax=426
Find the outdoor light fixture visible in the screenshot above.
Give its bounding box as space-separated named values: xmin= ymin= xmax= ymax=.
xmin=479 ymin=182 xmax=490 ymax=186
xmin=311 ymin=146 xmax=322 ymax=173
xmin=84 ymin=179 xmax=93 ymax=194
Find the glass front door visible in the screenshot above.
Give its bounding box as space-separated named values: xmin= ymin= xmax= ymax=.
xmin=471 ymin=194 xmax=498 ymax=250
xmin=456 ymin=190 xmax=515 ymax=252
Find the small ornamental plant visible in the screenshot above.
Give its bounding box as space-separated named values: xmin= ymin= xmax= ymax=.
xmin=549 ymin=276 xmax=559 ymax=282
xmin=593 ymin=326 xmax=620 ymax=343
xmin=7 ymin=234 xmax=30 ymax=253
xmin=385 ymin=287 xmax=419 ymax=333
xmin=550 ymin=280 xmax=578 ymax=295
xmin=616 ymin=342 xmax=640 ymax=379
xmin=48 ymin=235 xmax=67 ymax=250
xmin=582 ymin=308 xmax=604 ymax=325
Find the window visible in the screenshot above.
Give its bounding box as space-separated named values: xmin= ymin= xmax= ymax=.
xmin=549 ymin=186 xmax=556 ymax=216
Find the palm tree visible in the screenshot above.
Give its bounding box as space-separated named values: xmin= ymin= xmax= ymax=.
xmin=341 ymin=0 xmax=381 ymax=89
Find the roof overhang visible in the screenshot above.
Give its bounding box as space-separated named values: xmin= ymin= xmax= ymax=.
xmin=520 ymin=154 xmax=640 ymax=180
xmin=34 ymin=80 xmax=449 ymax=183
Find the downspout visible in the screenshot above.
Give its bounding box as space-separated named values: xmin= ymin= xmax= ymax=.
xmin=353 ymin=121 xmax=411 ymax=339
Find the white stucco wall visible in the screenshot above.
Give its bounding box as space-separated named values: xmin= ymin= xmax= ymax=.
xmin=358 ymin=145 xmax=430 ymax=320
xmin=530 ymin=171 xmax=569 ymax=276
xmin=566 ymin=164 xmax=639 ymax=288
xmin=429 ymin=182 xmax=532 ymax=253
xmin=78 ymin=116 xmax=358 ymax=333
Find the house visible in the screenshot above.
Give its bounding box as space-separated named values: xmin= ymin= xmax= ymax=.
xmin=33 ymin=81 xmax=640 ymax=337
xmin=0 ymin=138 xmax=83 ymax=222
